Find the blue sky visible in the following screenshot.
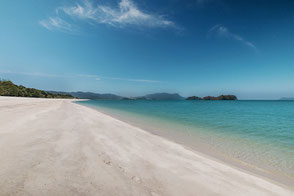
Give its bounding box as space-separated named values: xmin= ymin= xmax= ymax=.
xmin=1 ymin=0 xmax=294 ymax=99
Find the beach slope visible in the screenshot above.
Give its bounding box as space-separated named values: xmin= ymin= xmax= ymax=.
xmin=0 ymin=97 xmax=292 ymax=196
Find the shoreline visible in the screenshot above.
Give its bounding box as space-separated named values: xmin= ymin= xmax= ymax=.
xmin=1 ymin=96 xmax=293 ymax=195
xmin=76 ymin=101 xmax=294 ymax=188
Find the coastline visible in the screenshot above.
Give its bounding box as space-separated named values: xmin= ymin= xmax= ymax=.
xmin=0 ymin=96 xmax=293 ymax=195
xmin=76 ymin=101 xmax=294 ymax=188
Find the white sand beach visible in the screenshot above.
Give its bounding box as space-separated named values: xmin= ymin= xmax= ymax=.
xmin=0 ymin=97 xmax=293 ymax=196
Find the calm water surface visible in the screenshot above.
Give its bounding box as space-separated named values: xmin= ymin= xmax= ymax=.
xmin=77 ymin=100 xmax=294 ymax=180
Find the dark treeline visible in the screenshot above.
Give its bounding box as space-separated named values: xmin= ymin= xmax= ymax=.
xmin=0 ymin=80 xmax=74 ymax=99
xmin=186 ymin=95 xmax=237 ymax=100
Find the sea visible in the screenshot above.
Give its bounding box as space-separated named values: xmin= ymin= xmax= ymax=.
xmin=76 ymin=100 xmax=294 ymax=183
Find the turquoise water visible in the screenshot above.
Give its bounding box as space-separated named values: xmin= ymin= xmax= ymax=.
xmin=77 ymin=100 xmax=294 ymax=180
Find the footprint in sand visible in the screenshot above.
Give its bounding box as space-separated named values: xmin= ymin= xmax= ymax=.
xmin=103 ymin=160 xmax=111 ymax=165
xmin=118 ymin=166 xmax=125 ymax=172
xmin=131 ymin=176 xmax=141 ymax=184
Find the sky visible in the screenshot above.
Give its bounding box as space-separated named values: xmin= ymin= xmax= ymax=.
xmin=1 ymin=0 xmax=294 ymax=99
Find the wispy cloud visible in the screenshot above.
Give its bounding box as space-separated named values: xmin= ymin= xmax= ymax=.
xmin=39 ymin=17 xmax=78 ymax=33
xmin=208 ymin=24 xmax=258 ymax=52
xmin=0 ymin=71 xmax=160 ymax=83
xmin=75 ymin=73 xmax=160 ymax=83
xmin=40 ymin=0 xmax=176 ymax=32
xmin=0 ymin=70 xmax=66 ymax=78
xmin=58 ymin=0 xmax=98 ymax=21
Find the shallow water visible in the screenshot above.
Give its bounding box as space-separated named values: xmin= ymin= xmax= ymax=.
xmin=77 ymin=100 xmax=294 ymax=180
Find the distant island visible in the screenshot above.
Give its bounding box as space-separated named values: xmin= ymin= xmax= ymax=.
xmin=186 ymin=95 xmax=238 ymax=100
xmin=1 ymin=80 xmax=238 ymax=101
xmin=0 ymin=80 xmax=74 ymax=99
xmin=131 ymin=93 xmax=184 ymax=100
xmin=45 ymin=91 xmax=237 ymax=101
xmin=186 ymin=96 xmax=202 ymax=100
xmin=49 ymin=92 xmax=185 ymax=100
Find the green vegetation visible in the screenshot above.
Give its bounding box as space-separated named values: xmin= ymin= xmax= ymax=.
xmin=0 ymin=80 xmax=74 ymax=99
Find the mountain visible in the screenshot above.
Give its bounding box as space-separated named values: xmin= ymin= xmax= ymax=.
xmin=1 ymin=80 xmax=238 ymax=101
xmin=47 ymin=91 xmax=184 ymax=100
xmin=186 ymin=95 xmax=238 ymax=100
xmin=48 ymin=91 xmax=123 ymax=100
xmin=137 ymin=93 xmax=185 ymax=100
xmin=280 ymin=97 xmax=294 ymax=100
xmin=0 ymin=80 xmax=74 ymax=99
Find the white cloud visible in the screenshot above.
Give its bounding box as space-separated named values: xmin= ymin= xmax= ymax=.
xmin=98 ymin=0 xmax=175 ymax=28
xmin=208 ymin=24 xmax=258 ymax=52
xmin=39 ymin=17 xmax=78 ymax=33
xmin=40 ymin=0 xmax=175 ymax=32
xmin=60 ymin=0 xmax=98 ymax=20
